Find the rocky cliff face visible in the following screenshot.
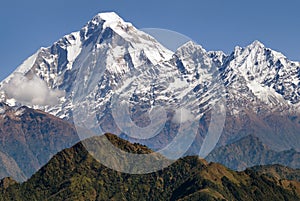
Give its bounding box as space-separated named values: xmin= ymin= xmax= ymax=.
xmin=0 ymin=103 xmax=79 ymax=181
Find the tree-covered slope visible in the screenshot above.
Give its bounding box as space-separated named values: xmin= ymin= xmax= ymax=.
xmin=1 ymin=134 xmax=299 ymax=201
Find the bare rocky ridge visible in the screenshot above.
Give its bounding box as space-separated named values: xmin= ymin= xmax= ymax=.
xmin=0 ymin=103 xmax=79 ymax=181
xmin=206 ymin=135 xmax=300 ymax=171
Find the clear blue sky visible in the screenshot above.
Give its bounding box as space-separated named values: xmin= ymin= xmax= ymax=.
xmin=1 ymin=0 xmax=299 ymax=81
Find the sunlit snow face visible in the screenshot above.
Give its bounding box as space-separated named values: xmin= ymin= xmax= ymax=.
xmin=72 ymin=26 xmax=227 ymax=174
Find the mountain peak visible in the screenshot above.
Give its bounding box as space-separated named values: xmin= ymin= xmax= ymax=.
xmin=180 ymin=41 xmax=205 ymax=50
xmin=233 ymin=40 xmax=265 ymax=56
xmin=176 ymin=41 xmax=206 ymax=56
xmin=82 ymin=12 xmax=133 ymax=38
xmin=250 ymin=40 xmax=265 ymax=48
xmin=93 ymin=12 xmax=124 ymax=24
xmin=245 ymin=40 xmax=266 ymax=52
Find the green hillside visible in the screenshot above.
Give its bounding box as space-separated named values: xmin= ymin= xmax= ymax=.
xmin=1 ymin=134 xmax=299 ymax=201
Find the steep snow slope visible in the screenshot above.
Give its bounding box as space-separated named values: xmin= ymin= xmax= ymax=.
xmin=1 ymin=12 xmax=300 ymax=154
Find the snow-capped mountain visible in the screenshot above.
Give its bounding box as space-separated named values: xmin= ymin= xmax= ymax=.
xmin=1 ymin=12 xmax=300 ymax=154
xmin=222 ymin=40 xmax=300 ymax=112
xmin=1 ymin=12 xmax=172 ymax=117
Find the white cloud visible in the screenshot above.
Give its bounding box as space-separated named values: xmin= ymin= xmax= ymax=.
xmin=3 ymin=73 xmax=65 ymax=106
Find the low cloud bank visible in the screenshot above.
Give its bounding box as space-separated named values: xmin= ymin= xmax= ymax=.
xmin=3 ymin=73 xmax=65 ymax=106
